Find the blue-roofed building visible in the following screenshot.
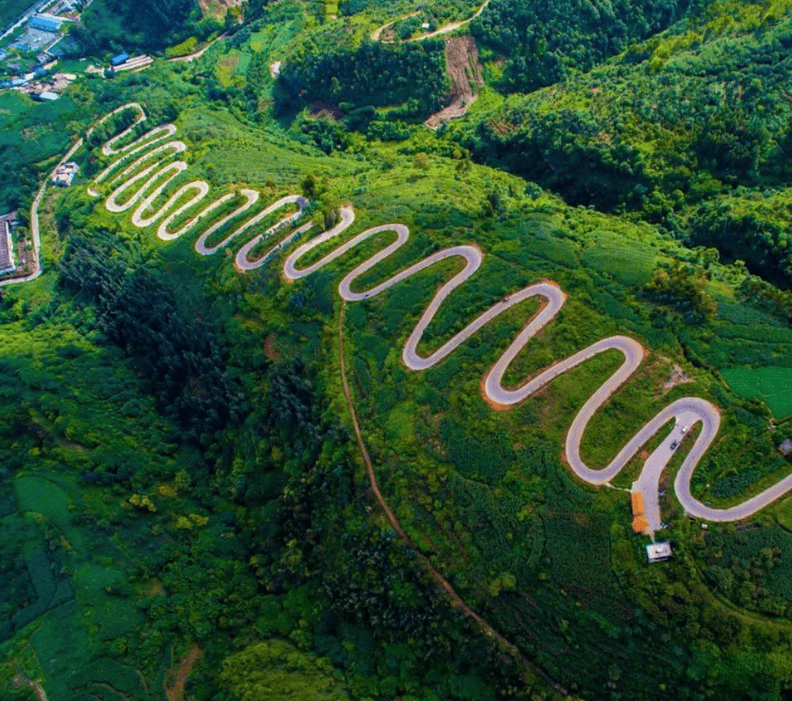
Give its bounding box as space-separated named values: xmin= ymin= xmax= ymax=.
xmin=29 ymin=15 xmax=64 ymax=33
xmin=110 ymin=53 xmax=129 ymax=67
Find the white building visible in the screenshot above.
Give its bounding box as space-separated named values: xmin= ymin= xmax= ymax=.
xmin=646 ymin=542 xmax=673 ymax=563
xmin=0 ymin=212 xmax=17 ymax=276
xmin=52 ymin=161 xmax=79 ymax=186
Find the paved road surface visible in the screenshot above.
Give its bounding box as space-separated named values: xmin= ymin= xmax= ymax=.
xmin=15 ymin=102 xmax=792 ymax=529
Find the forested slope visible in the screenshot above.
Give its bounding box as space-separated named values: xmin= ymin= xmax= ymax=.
xmin=453 ymin=0 xmax=792 ymax=287
xmin=471 ymin=0 xmax=695 ymax=91
xmin=74 ymin=0 xmax=207 ymax=53
xmin=3 ymin=1 xmax=792 ymax=701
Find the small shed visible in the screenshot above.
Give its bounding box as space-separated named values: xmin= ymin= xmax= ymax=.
xmin=646 ymin=542 xmax=673 ymax=563
xmin=632 ymin=515 xmax=649 ymax=533
xmin=631 ymin=491 xmax=644 ymax=516
xmin=33 ymin=91 xmax=60 ymax=101
xmin=779 ymin=439 xmax=792 ymax=457
xmin=110 ymin=53 xmax=129 ymax=67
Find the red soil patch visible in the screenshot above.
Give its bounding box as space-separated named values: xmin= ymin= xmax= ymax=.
xmin=263 ymin=333 xmax=279 ymax=361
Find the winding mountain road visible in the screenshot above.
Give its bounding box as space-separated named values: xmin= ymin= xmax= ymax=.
xmin=11 ymin=102 xmax=792 ymax=532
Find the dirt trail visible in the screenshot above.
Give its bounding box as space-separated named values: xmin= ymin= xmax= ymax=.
xmin=165 ymin=645 xmax=202 ymax=701
xmin=168 ymin=34 xmax=227 ymax=63
xmin=13 ymin=674 xmax=48 ymax=701
xmin=337 ymin=302 xmax=567 ymax=697
xmin=198 ymin=0 xmax=243 ymax=20
xmin=370 ymin=11 xmax=419 ymax=41
xmin=425 ymin=35 xmax=484 ymax=129
xmin=371 ymin=0 xmax=491 ymax=42
xmin=410 ymin=0 xmax=492 ymax=40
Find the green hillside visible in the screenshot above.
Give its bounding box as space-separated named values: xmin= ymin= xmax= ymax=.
xmin=2 ymin=1 xmax=792 ymax=701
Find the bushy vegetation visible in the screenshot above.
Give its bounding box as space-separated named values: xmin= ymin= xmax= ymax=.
xmin=451 ymin=0 xmax=792 ymax=291
xmin=75 ymin=0 xmax=212 ymax=54
xmin=471 ymin=0 xmax=693 ymax=92
xmin=0 ymin=0 xmax=33 ymax=30
xmin=274 ymin=40 xmax=447 ymax=118
xmin=695 ymin=524 xmax=792 ymax=617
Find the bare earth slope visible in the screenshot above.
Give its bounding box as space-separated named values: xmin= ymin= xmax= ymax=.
xmin=425 ymin=35 xmax=484 ymax=129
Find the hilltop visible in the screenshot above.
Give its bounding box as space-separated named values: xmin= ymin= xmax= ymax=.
xmin=1 ymin=1 xmax=792 ymax=701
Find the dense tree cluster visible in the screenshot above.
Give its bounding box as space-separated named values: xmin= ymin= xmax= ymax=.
xmin=689 ymin=200 xmax=792 ymax=289
xmin=643 ymin=261 xmax=717 ymax=322
xmin=74 ymin=0 xmax=209 ymax=53
xmin=459 ymin=107 xmax=653 ymax=210
xmin=57 ymin=229 xmax=242 ymax=444
xmin=451 ymin=0 xmax=792 ymax=292
xmin=471 ymin=0 xmax=693 ymax=92
xmin=274 ymin=40 xmax=447 ymax=118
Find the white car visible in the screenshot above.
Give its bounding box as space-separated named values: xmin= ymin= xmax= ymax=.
xmin=681 ymin=425 xmax=688 ymax=434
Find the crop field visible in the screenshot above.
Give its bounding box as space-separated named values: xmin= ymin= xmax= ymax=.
xmin=0 ymin=91 xmax=31 ymax=118
xmin=722 ymin=366 xmax=792 ymax=419
xmin=241 ymin=5 xmax=307 ymax=57
xmin=215 ymin=51 xmax=242 ymax=86
xmin=31 ymin=603 xmax=91 ymax=700
xmin=544 ymin=513 xmax=617 ymax=592
xmin=580 ymin=229 xmax=657 ymax=287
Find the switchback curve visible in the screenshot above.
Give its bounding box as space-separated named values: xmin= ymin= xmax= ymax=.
xmin=17 ymin=103 xmax=792 ymax=529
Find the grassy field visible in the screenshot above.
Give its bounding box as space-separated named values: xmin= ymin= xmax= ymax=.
xmin=722 ymin=366 xmax=792 ymax=419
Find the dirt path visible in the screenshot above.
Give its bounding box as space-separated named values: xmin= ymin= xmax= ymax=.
xmin=168 ymin=33 xmax=227 ymax=63
xmin=1 ymin=129 xmax=87 ymax=287
xmin=425 ymin=35 xmax=484 ymax=129
xmin=370 ymin=11 xmax=419 ymax=41
xmin=13 ymin=673 xmax=48 ymax=701
xmin=409 ymin=0 xmax=492 ymax=41
xmin=165 ymin=645 xmax=202 ymax=701
xmin=337 ymin=301 xmax=568 ymax=697
xmin=371 ymin=0 xmax=490 ymax=42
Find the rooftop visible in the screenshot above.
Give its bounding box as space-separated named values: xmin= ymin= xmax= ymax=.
xmin=29 ymin=14 xmax=64 ymax=32
xmin=646 ymin=542 xmax=673 ymax=563
xmin=0 ymin=211 xmax=17 ymax=275
xmin=52 ymin=161 xmax=79 ymax=186
xmin=631 ymin=491 xmax=644 ymax=516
